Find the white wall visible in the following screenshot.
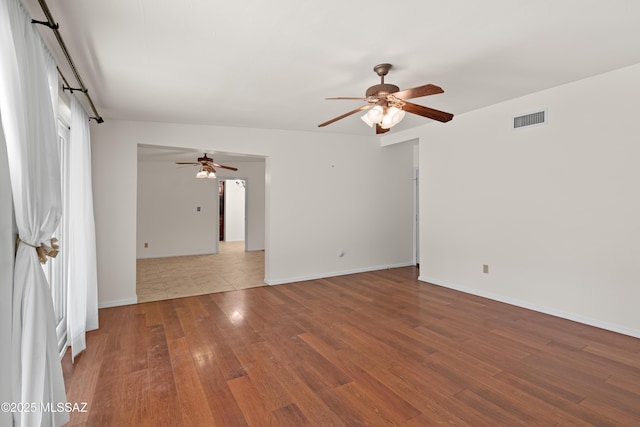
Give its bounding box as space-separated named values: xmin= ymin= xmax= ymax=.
xmin=91 ymin=121 xmax=415 ymax=307
xmin=92 ymin=123 xmax=138 ymax=307
xmin=384 ymin=63 xmax=640 ymax=338
xmin=137 ymin=158 xmax=266 ymax=255
xmin=224 ymin=180 xmax=245 ymax=242
xmin=136 ymin=158 xmax=218 ymax=258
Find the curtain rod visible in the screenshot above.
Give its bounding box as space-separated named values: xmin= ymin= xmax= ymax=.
xmin=31 ymin=0 xmax=104 ymax=123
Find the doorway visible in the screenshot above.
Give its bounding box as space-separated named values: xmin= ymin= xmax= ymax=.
xmin=218 ymin=179 xmax=247 ymax=247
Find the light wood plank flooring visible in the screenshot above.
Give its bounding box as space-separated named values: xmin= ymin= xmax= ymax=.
xmin=136 ymin=241 xmax=265 ymax=303
xmin=64 ymin=267 xmax=640 ymax=426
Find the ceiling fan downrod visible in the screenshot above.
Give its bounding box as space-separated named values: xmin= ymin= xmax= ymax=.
xmin=366 ymin=64 xmax=399 ymax=98
xmin=373 ymin=63 xmax=392 ymax=84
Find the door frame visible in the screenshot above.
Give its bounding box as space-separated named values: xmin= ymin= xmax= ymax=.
xmin=413 ymin=167 xmax=419 ymax=266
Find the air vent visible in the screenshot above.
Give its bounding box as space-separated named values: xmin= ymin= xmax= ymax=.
xmin=513 ymin=110 xmax=546 ymax=129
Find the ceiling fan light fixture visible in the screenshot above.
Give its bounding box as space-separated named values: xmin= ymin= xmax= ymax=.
xmin=318 ymin=63 xmax=453 ymax=133
xmin=196 ymin=168 xmax=208 ymax=178
xmin=207 ymin=171 xmax=217 ymax=179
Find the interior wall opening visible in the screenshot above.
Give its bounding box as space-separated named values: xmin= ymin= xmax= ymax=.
xmin=135 ymin=145 xmax=265 ymax=303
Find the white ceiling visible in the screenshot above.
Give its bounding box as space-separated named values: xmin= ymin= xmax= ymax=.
xmin=24 ymin=0 xmax=640 ymax=136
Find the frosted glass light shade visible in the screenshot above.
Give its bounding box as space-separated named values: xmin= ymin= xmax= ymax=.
xmin=380 ymin=115 xmax=393 ymax=129
xmin=207 ymin=171 xmax=216 ymax=178
xmin=390 ymin=108 xmax=405 ymax=126
xmin=361 ymin=113 xmax=375 ymax=127
xmin=380 ymin=106 xmax=405 ymax=129
xmin=196 ymin=169 xmax=208 ymax=178
xmin=366 ymin=105 xmax=384 ymax=123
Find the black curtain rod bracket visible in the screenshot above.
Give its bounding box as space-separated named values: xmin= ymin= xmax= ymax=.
xmin=89 ymin=117 xmax=104 ymax=124
xmin=31 ymin=19 xmax=59 ymax=30
xmin=63 ymin=86 xmax=88 ymax=94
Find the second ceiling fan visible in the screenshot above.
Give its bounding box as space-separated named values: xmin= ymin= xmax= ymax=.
xmin=318 ymin=63 xmax=453 ymax=134
xmin=175 ymin=153 xmax=238 ymax=178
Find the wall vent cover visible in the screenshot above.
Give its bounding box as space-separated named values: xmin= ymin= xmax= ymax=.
xmin=513 ymin=110 xmax=546 ymax=129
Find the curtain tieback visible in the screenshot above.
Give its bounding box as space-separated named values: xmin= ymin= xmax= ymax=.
xmin=16 ymin=237 xmax=60 ymax=264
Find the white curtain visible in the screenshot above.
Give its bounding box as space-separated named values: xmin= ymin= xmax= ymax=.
xmin=0 ymin=0 xmax=69 ymax=425
xmin=67 ymin=96 xmax=99 ymax=361
xmin=0 ymin=115 xmax=16 ymax=427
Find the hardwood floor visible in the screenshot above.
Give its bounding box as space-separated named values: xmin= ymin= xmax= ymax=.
xmin=63 ymin=267 xmax=640 ymax=426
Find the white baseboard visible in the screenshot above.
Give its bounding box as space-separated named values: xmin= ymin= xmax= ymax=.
xmin=98 ymin=297 xmax=138 ymax=309
xmin=418 ymin=276 xmax=640 ymax=340
xmin=266 ymin=262 xmax=415 ymax=286
xmin=136 ymin=251 xmax=217 ymax=260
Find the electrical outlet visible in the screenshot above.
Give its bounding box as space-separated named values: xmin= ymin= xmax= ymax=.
xmin=144 ymin=243 xmax=149 ymax=248
xmin=483 ymin=264 xmax=489 ymax=274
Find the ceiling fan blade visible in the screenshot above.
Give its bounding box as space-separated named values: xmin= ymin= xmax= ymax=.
xmin=211 ymin=163 xmax=238 ymax=171
xmin=325 ymin=97 xmax=368 ymax=101
xmin=376 ymin=124 xmax=390 ymax=135
xmin=175 ymin=162 xmax=200 ymax=165
xmin=393 ymin=84 xmax=444 ymax=100
xmin=403 ymin=101 xmax=453 ymax=122
xmin=318 ymin=104 xmax=372 ymax=127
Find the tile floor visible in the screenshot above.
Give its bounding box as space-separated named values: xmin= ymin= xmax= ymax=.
xmin=136 ymin=241 xmax=265 ymax=303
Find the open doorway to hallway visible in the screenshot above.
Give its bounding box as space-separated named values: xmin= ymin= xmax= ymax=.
xmin=218 ymin=179 xmax=246 ymax=245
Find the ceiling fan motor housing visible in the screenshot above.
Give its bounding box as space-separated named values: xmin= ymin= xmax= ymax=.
xmin=366 ymin=84 xmax=400 ymax=98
